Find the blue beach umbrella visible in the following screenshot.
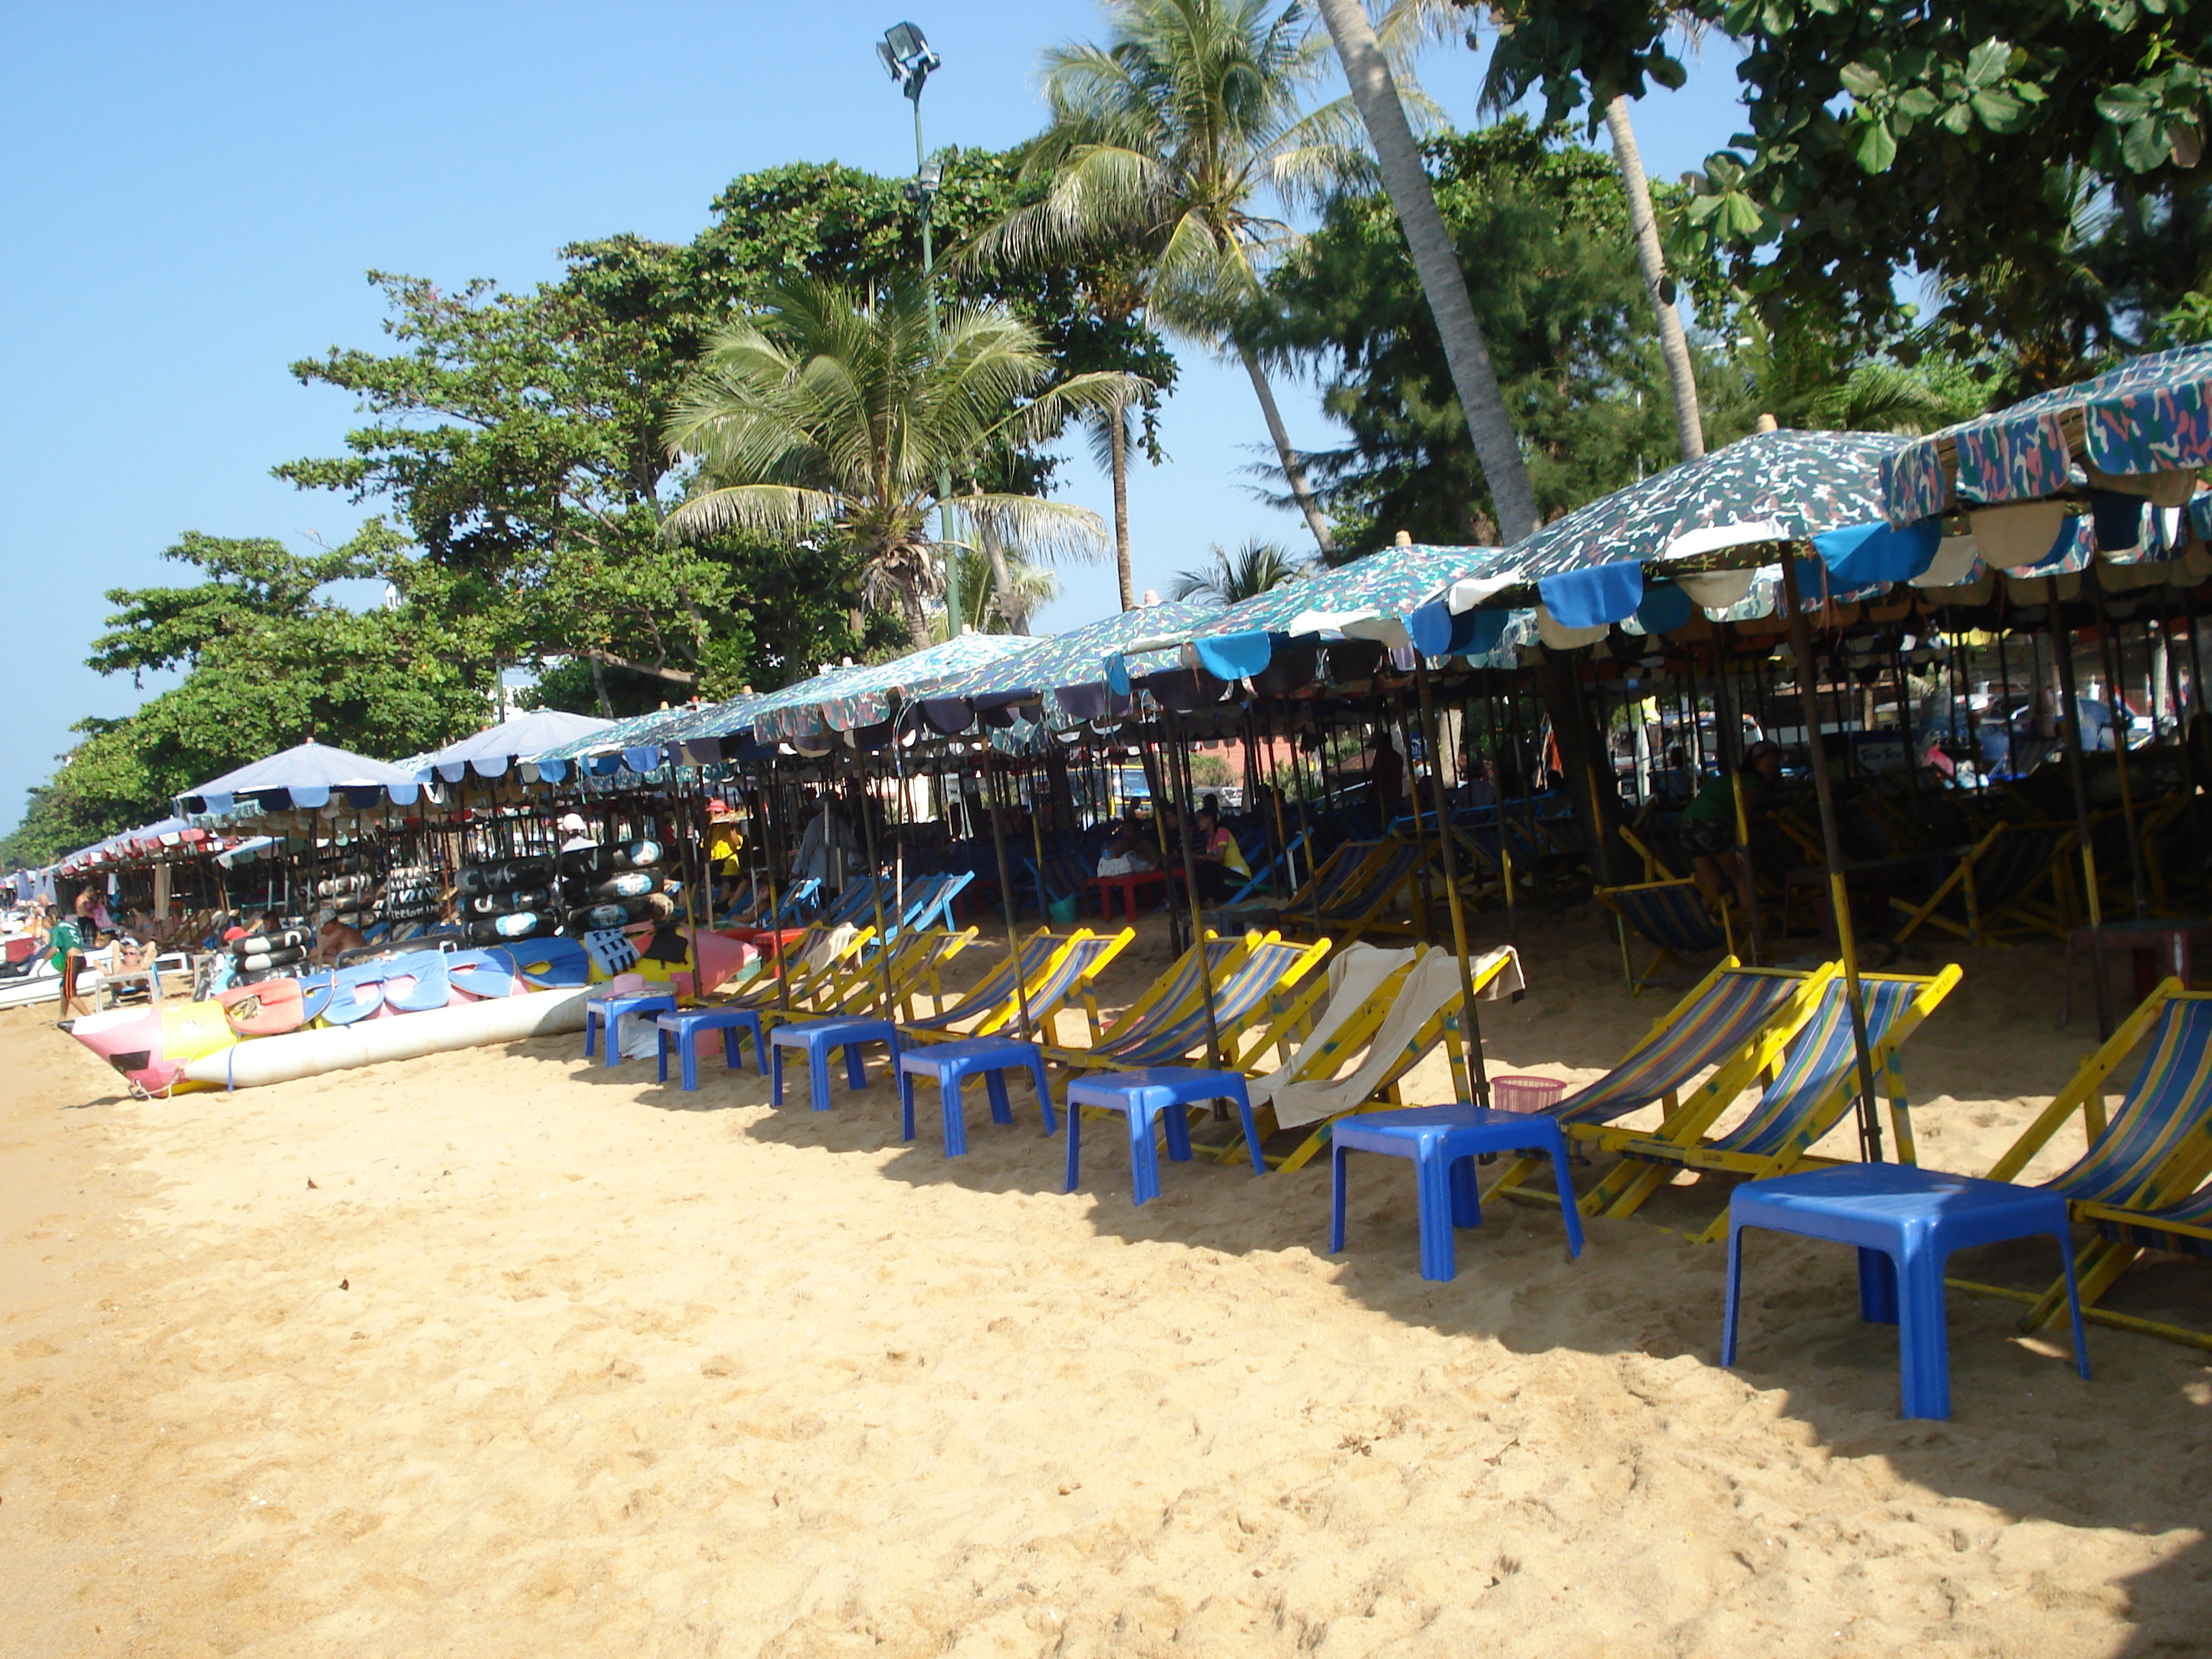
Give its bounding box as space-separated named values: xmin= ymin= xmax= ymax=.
xmin=176 ymin=739 xmax=424 ymax=818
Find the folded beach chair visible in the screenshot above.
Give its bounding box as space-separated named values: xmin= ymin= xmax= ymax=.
xmin=1043 ymin=932 xmax=1331 ymax=1074
xmin=1573 ymin=966 xmax=1962 ymax=1239
xmin=904 ymin=925 xmax=1140 ymax=1046
xmin=1594 ymin=877 xmax=1735 ymax=995
xmin=1232 ymin=941 xmax=1527 ymax=1172
xmin=1958 ymin=981 xmax=2212 ymax=1349
xmin=1485 ymin=959 xmax=1837 ymax=1208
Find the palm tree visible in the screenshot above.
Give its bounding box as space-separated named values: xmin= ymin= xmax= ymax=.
xmin=660 ymin=280 xmax=1133 ymax=651
xmin=935 ymin=545 xmax=1061 ymax=640
xmin=977 ymin=0 xmax=1369 ymax=558
xmin=1170 ymin=536 xmax=1310 ymax=605
xmin=1311 ymin=0 xmax=1541 ymax=539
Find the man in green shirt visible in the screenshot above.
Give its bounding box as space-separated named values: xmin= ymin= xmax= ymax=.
xmin=1676 ymin=740 xmax=1783 ymax=923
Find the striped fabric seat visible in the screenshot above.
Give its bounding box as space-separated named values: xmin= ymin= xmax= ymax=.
xmin=1015 ymin=930 xmax=1136 ymax=1044
xmin=1485 ymin=961 xmax=1833 ymax=1210
xmin=1970 ymin=987 xmax=2212 ymax=1349
xmin=1554 ymin=966 xmax=1830 ymax=1129
xmin=1596 ymin=878 xmax=1732 ymax=994
xmin=1047 ymin=937 xmax=1330 ymax=1071
xmin=1573 ymin=968 xmax=1961 ymax=1240
xmin=902 ymin=930 xmax=1067 ymax=1038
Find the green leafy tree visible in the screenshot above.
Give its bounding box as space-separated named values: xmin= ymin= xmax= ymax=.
xmin=1475 ymin=0 xmax=2212 ymax=353
xmin=4 ymin=530 xmax=482 ymax=864
xmin=1256 ymin=122 xmax=1737 ymax=554
xmin=660 ymin=279 xmax=1133 ymax=650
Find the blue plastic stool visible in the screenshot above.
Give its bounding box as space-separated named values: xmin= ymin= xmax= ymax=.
xmin=896 ymin=1038 xmax=1056 ymax=1154
xmin=1064 ymin=1068 xmax=1264 ymax=1205
xmin=1722 ymin=1163 xmax=2090 ymax=1421
xmin=769 ymin=1017 xmax=900 ymax=1112
xmin=583 ymin=992 xmax=678 ymax=1067
xmin=1330 ymin=1106 xmax=1585 ymax=1281
xmin=654 ymin=1007 xmax=763 ymax=1091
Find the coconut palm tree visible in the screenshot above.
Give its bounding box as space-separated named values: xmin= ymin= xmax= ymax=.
xmin=661 ymin=280 xmax=1134 ymax=651
xmin=1170 ymin=536 xmax=1310 ymax=605
xmin=1313 ymin=0 xmax=1540 ymax=541
xmin=976 ymin=0 xmax=1370 ymax=558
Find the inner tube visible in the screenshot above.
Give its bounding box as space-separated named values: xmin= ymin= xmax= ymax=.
xmin=563 ymin=893 xmax=673 ymax=932
xmin=239 ymin=944 xmax=307 ymax=974
xmin=234 ymin=929 xmax=307 ymax=956
xmin=559 ymin=839 xmax=662 ymax=878
xmin=586 ymin=871 xmax=662 ymax=903
xmin=467 ymin=912 xmax=558 ymax=945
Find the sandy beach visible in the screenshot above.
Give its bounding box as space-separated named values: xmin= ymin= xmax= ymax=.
xmin=3 ymin=909 xmax=2210 ymax=1657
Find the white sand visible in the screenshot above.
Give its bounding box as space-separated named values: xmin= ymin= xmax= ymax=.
xmin=1 ymin=909 xmax=2208 ymax=1657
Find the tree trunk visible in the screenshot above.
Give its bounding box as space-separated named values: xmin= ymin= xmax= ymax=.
xmin=1313 ymin=0 xmax=1541 ymax=543
xmin=588 ymin=654 xmax=613 ymax=719
xmin=1110 ymin=410 xmax=1135 ymax=610
xmin=976 ymin=511 xmax=1027 ymax=634
xmin=1237 ymin=343 xmax=1339 ymax=559
xmin=1533 ymin=649 xmax=1624 ymax=884
xmin=1604 ymin=94 xmax=1704 ymax=463
xmin=899 ymin=582 xmax=933 ymax=653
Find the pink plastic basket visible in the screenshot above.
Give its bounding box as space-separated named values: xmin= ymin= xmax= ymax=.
xmin=1488 ymin=1074 xmax=1565 ymax=1115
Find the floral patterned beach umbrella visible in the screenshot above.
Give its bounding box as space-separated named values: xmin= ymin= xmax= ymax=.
xmin=1883 ymin=343 xmax=2212 ymax=524
xmin=909 ymin=599 xmax=1215 ymax=733
xmin=1405 ymin=430 xmax=1917 ymax=655
xmin=528 ymin=703 xmax=702 ymax=782
xmin=750 ymin=631 xmax=1042 ymax=744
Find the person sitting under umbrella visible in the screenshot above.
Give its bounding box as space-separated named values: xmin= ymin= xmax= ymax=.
xmin=1677 ymin=741 xmax=1782 ymax=925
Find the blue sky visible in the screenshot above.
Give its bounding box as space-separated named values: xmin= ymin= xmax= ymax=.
xmin=0 ymin=1 xmax=1751 ymax=840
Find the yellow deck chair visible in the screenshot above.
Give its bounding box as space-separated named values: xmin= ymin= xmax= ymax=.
xmin=1954 ymin=981 xmax=2212 ymax=1350
xmin=1486 ymin=960 xmax=1836 ymax=1208
xmin=1229 ymin=943 xmax=1521 ymax=1172
xmin=1573 ymin=966 xmax=1960 ymax=1240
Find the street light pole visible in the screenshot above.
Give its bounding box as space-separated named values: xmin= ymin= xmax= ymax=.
xmin=880 ymin=22 xmax=961 ymax=636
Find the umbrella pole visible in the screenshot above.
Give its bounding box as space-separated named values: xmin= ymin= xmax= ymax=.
xmin=1135 ymin=721 xmax=1182 ymax=956
xmin=850 ymin=760 xmax=896 ymax=1020
xmin=1028 ymin=755 xmax=1051 ymax=922
xmin=982 ymin=753 xmax=1035 ymax=1043
xmin=1161 ymin=707 xmax=1225 ymax=1069
xmin=2162 ymin=597 xmax=2206 ymax=907
xmin=1265 ymin=704 xmax=1296 ymax=894
xmin=1482 ymin=677 xmax=1518 ymax=946
xmin=2089 ymin=574 xmax=2149 ymax=917
xmin=1416 ymin=660 xmax=1492 ymax=1105
xmin=1391 ymin=691 xmax=1436 ymax=938
xmin=2050 ymin=595 xmax=2116 ymax=1038
xmin=1781 ymin=553 xmax=1886 ymax=1162
xmin=761 ymin=762 xmax=793 ymax=1014
xmin=1714 ymin=622 xmax=1763 ymax=963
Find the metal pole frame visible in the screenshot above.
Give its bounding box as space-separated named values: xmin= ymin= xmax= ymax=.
xmin=1781 ymin=552 xmax=1886 ymax=1161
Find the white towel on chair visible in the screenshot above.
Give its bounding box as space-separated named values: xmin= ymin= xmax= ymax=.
xmin=1246 ymin=943 xmax=1413 ymax=1120
xmin=1256 ymin=944 xmax=1524 ymax=1130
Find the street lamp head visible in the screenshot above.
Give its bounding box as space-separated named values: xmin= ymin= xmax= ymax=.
xmin=878 ymin=22 xmax=940 ymax=100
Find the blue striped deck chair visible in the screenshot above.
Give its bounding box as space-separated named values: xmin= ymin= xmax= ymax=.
xmin=1575 ymin=966 xmax=1963 ymax=1240
xmin=889 ymin=871 xmax=973 ymax=938
xmin=1283 ymin=840 xmax=1423 ymax=948
xmin=902 ymin=927 xmax=1069 ymax=1043
xmin=818 ymin=876 xmax=883 ymax=930
xmin=1017 ymin=926 xmax=1136 ymax=1045
xmin=906 ymin=926 xmax=1138 ymax=1046
xmin=710 ymin=921 xmax=876 ymax=1015
xmin=811 ymin=925 xmax=978 ymax=1021
xmin=1595 ymin=877 xmax=1735 ymax=995
xmin=1226 ymin=830 xmax=1306 ymax=906
xmin=1486 ymin=959 xmax=1838 ymax=1208
xmin=1962 ymin=984 xmax=2212 ymax=1349
xmin=1207 ymin=838 xmax=1378 ymax=932
xmin=1044 ymin=934 xmax=1331 ymax=1073
xmin=757 ymin=877 xmax=820 ymax=927
xmin=714 ymin=876 xmax=758 ymax=926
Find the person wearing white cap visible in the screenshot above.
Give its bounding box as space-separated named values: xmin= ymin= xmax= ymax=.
xmin=558 ymin=811 xmax=595 ymax=853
